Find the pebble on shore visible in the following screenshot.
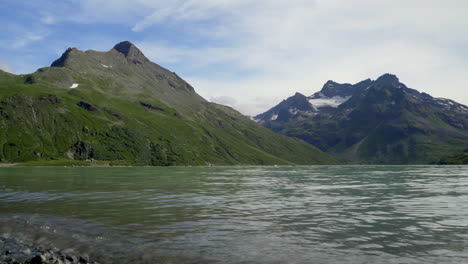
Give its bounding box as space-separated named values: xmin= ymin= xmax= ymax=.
xmin=0 ymin=237 xmax=96 ymax=264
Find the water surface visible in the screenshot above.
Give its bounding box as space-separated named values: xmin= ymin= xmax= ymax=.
xmin=0 ymin=166 xmax=467 ymax=263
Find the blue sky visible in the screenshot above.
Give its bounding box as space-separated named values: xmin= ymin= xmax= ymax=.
xmin=1 ymin=0 xmax=468 ymax=115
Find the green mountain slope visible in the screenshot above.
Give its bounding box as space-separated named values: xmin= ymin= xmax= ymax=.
xmin=438 ymin=149 xmax=468 ymax=165
xmin=0 ymin=42 xmax=336 ymax=165
xmin=255 ymin=74 xmax=468 ymax=164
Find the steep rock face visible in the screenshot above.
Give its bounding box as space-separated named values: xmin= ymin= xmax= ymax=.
xmin=255 ymin=74 xmax=468 ymax=164
xmin=113 ymin=41 xmax=146 ymax=58
xmin=0 ymin=42 xmax=337 ymax=165
xmin=51 ymin=48 xmax=78 ymax=67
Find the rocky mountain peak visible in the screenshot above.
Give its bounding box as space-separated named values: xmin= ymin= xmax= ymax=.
xmin=317 ymin=80 xmax=355 ymax=98
xmin=323 ymin=80 xmax=338 ymax=88
xmin=51 ymin=41 xmax=150 ymax=69
xmin=50 ymin=47 xmax=79 ymax=67
xmin=113 ymin=41 xmax=137 ymax=56
xmin=112 ymin=41 xmax=149 ymax=64
xmin=353 ymin=78 xmax=372 ymax=88
xmin=375 ymin=73 xmax=400 ymax=87
xmin=293 ymin=92 xmax=307 ymax=98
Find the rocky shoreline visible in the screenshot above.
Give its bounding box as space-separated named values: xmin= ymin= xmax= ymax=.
xmin=0 ymin=237 xmax=97 ymax=264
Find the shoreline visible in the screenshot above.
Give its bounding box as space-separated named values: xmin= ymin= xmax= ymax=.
xmin=0 ymin=163 xmax=17 ymax=168
xmin=0 ymin=163 xmax=464 ymax=168
xmin=0 ymin=236 xmax=96 ymax=264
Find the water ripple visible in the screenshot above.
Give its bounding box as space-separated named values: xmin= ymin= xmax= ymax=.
xmin=0 ymin=165 xmax=467 ymax=263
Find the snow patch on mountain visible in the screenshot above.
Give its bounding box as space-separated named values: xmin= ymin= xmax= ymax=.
xmin=289 ymin=108 xmax=300 ymax=115
xmin=271 ymin=114 xmax=278 ymax=121
xmin=308 ymin=96 xmax=351 ymax=109
xmin=70 ymin=83 xmax=79 ymax=89
xmin=434 ymin=98 xmax=468 ymax=113
xmin=436 ymin=98 xmax=455 ymax=107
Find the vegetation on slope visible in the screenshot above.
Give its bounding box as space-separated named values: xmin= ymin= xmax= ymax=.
xmin=438 ymin=149 xmax=468 ymax=165
xmin=0 ymin=42 xmax=337 ymax=166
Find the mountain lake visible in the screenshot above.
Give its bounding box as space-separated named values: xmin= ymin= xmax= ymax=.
xmin=0 ymin=166 xmax=467 ymax=263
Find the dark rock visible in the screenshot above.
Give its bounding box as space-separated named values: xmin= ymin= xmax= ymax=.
xmin=112 ymin=41 xmax=149 ymax=64
xmin=103 ymin=107 xmax=122 ymax=118
xmin=140 ymin=102 xmax=165 ymax=112
xmin=29 ymin=255 xmax=45 ymax=264
xmin=78 ymin=255 xmax=89 ymax=263
xmin=168 ymin=80 xmax=176 ymax=88
xmin=39 ymin=95 xmax=62 ymax=105
xmin=51 ymin=48 xmax=78 ymax=67
xmin=24 ymin=75 xmax=35 ymax=84
xmin=72 ymin=141 xmax=94 ymax=160
xmin=76 ymin=101 xmax=98 ymax=112
xmin=112 ymin=41 xmax=136 ymax=57
xmin=65 ymin=255 xmax=77 ymax=263
xmin=185 ymin=82 xmax=195 ymax=92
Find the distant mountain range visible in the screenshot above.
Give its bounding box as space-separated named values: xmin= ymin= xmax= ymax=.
xmin=254 ymin=74 xmax=468 ymax=164
xmin=0 ymin=41 xmax=337 ymax=165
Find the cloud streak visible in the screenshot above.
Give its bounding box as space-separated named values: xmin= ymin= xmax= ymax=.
xmin=11 ymin=32 xmax=48 ymax=49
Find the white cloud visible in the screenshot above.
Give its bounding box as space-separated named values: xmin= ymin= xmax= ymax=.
xmin=0 ymin=61 xmax=15 ymax=73
xmin=208 ymin=94 xmax=280 ymax=117
xmin=189 ymin=75 xmax=317 ymax=115
xmin=130 ymin=0 xmax=468 ymax=114
xmin=210 ymin=96 xmax=237 ymax=107
xmin=40 ymin=15 xmax=56 ymax=25
xmin=12 ymin=32 xmax=48 ymax=49
xmin=7 ymin=0 xmax=468 ymax=114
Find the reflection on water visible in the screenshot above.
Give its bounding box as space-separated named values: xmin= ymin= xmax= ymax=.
xmin=0 ymin=166 xmax=468 ymax=263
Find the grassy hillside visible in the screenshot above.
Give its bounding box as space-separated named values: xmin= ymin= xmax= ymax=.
xmin=0 ymin=43 xmax=337 ymax=166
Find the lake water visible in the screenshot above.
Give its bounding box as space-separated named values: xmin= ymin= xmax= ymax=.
xmin=0 ymin=166 xmax=467 ymax=263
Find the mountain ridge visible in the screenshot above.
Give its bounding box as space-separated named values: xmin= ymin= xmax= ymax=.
xmin=255 ymin=74 xmax=468 ymax=164
xmin=0 ymin=41 xmax=337 ymax=165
